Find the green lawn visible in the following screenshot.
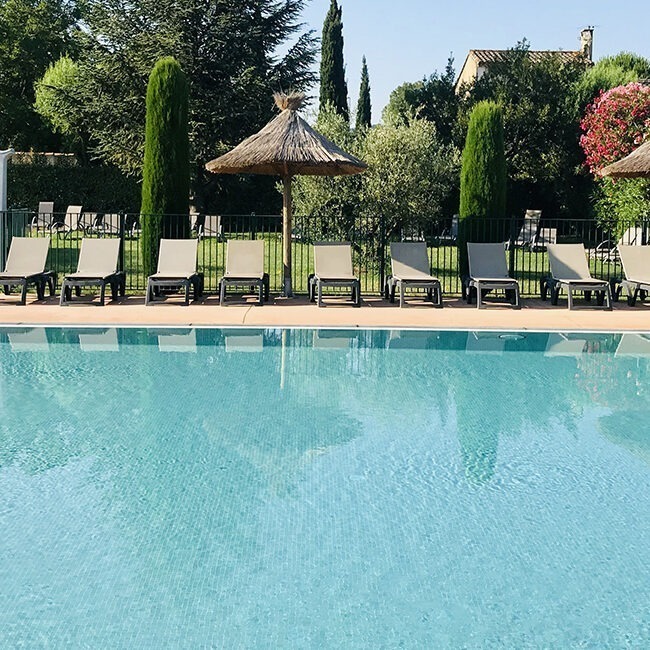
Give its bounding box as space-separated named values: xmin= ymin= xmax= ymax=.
xmin=43 ymin=232 xmax=622 ymax=297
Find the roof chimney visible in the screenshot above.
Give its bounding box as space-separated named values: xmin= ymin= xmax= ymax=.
xmin=580 ymin=27 xmax=594 ymax=61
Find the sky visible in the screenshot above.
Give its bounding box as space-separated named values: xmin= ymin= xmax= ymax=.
xmin=298 ymin=0 xmax=650 ymax=121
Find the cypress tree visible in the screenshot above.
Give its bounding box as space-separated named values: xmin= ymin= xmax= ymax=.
xmin=355 ymin=56 xmax=371 ymax=130
xmin=141 ymin=56 xmax=190 ymax=277
xmin=458 ymin=100 xmax=507 ymax=275
xmin=319 ymin=0 xmax=349 ymax=120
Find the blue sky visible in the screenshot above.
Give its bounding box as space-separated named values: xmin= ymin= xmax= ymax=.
xmin=299 ymin=0 xmax=650 ymax=120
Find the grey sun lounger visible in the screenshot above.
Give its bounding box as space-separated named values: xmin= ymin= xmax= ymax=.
xmin=52 ymin=205 xmax=83 ymax=237
xmin=309 ymin=242 xmax=361 ymax=307
xmin=60 ymin=238 xmax=125 ymax=306
xmin=616 ymin=245 xmax=650 ymax=306
xmin=466 ymin=242 xmax=520 ymax=309
xmin=146 ymin=239 xmax=203 ymax=305
xmin=385 ymin=242 xmax=443 ymax=307
xmin=541 ymin=244 xmax=612 ymax=310
xmin=30 ymin=201 xmax=55 ymax=233
xmin=0 ymin=237 xmax=55 ymax=304
xmin=218 ymin=240 xmax=269 ymax=306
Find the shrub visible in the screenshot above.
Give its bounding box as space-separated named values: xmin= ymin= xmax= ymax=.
xmin=140 ymin=57 xmax=190 ymax=276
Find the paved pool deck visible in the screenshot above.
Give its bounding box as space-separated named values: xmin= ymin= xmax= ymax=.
xmin=0 ymin=293 xmax=648 ymax=331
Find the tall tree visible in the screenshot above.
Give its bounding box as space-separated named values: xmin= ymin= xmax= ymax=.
xmin=355 ymin=56 xmax=371 ymax=129
xmin=319 ymin=0 xmax=348 ymax=120
xmin=383 ymin=57 xmax=458 ymax=144
xmin=458 ymin=101 xmax=506 ymax=275
xmin=140 ymin=57 xmax=190 ymax=277
xmin=34 ymin=0 xmax=316 ymax=211
xmin=0 ymin=0 xmax=78 ymax=149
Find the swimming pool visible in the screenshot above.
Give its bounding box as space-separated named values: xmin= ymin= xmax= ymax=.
xmin=1 ymin=328 xmax=648 ymax=647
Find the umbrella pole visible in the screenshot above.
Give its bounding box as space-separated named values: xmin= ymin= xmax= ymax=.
xmin=282 ymin=175 xmax=293 ymax=297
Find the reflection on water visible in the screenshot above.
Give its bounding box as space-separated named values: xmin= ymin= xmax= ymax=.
xmin=0 ymin=327 xmax=648 ymax=647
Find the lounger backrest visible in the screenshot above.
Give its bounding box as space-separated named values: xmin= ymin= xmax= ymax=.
xmin=4 ymin=237 xmax=50 ymax=275
xmin=225 ymin=240 xmax=264 ymax=277
xmin=65 ymin=205 xmax=83 ymax=230
xmin=38 ymin=201 xmax=54 ymax=225
xmin=619 ymin=245 xmax=650 ymax=282
xmin=314 ymin=242 xmax=354 ymax=277
xmin=517 ymin=210 xmax=541 ymax=242
xmin=547 ymin=244 xmax=591 ymax=280
xmin=76 ymin=238 xmax=120 ymax=275
xmin=204 ymin=215 xmax=221 ymax=235
xmin=618 ymin=226 xmax=644 ymax=246
xmin=467 ymin=242 xmax=509 ymax=278
xmin=156 ymin=238 xmax=198 ymax=276
xmin=390 ymin=242 xmax=430 ymax=276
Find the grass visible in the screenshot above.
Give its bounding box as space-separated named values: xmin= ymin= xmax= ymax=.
xmin=42 ymin=231 xmax=623 ymax=298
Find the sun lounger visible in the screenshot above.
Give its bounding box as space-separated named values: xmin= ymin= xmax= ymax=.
xmin=193 ymin=214 xmax=222 ymax=241
xmin=0 ymin=237 xmax=55 ymax=304
xmin=153 ymin=328 xmax=197 ymax=352
xmin=6 ymin=327 xmax=49 ymax=352
xmin=616 ymin=245 xmax=650 ymax=306
xmin=385 ymin=242 xmax=442 ymax=307
xmin=51 ymin=205 xmax=83 ymax=237
xmin=309 ymin=242 xmax=361 ymax=307
xmin=218 ymin=240 xmax=269 ymax=306
xmin=466 ymin=242 xmax=520 ymax=309
xmin=225 ymin=330 xmax=264 ymax=352
xmin=541 ymin=244 xmax=612 ymax=310
xmin=60 ymin=238 xmax=125 ymax=306
xmin=78 ymin=328 xmax=119 ymax=352
xmin=506 ymin=209 xmax=541 ymax=249
xmin=30 ymin=201 xmax=55 ymax=233
xmin=615 ymin=333 xmax=650 ymax=357
xmin=531 ymin=227 xmax=557 ymax=251
xmin=146 ymin=239 xmax=203 ymax=305
xmin=590 ymin=225 xmax=645 ymax=262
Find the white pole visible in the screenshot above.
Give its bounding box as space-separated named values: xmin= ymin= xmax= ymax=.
xmin=0 ymin=149 xmax=15 ymax=270
xmin=0 ymin=148 xmax=15 ymax=214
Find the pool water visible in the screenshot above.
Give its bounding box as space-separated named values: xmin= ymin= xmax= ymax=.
xmin=0 ymin=328 xmax=648 ymax=648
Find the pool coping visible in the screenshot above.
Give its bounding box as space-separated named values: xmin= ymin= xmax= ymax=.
xmin=0 ymin=294 xmax=648 ymax=333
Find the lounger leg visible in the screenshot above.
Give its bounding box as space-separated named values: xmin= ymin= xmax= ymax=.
xmin=220 ymin=279 xmax=226 ymax=306
xmin=317 ymin=281 xmax=323 ymax=307
xmin=145 ymin=280 xmax=152 ymax=305
xmin=399 ymin=282 xmax=405 ymax=308
xmin=3 ymin=284 xmax=9 ymax=295
xmin=20 ymin=282 xmax=27 ymax=306
xmin=628 ymin=286 xmax=639 ymax=307
xmin=100 ymin=282 xmax=106 ymax=306
xmin=258 ymin=281 xmax=263 ymax=306
xmin=567 ymin=287 xmax=574 ymax=310
xmin=514 ymin=284 xmax=521 ymax=310
xmin=605 ymin=284 xmax=612 ymax=311
xmin=550 ymin=285 xmax=559 ymax=306
xmin=355 ymin=281 xmax=361 ymax=307
xmin=540 ymin=278 xmax=547 ymax=301
xmin=476 ymin=282 xmax=484 ymax=309
xmin=184 ymin=281 xmax=190 ymax=306
xmin=59 ymin=281 xmax=66 ymax=306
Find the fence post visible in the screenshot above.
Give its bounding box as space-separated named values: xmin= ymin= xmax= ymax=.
xmin=508 ymin=215 xmax=516 ymax=277
xmin=119 ymin=212 xmax=126 ymax=272
xmin=379 ymin=213 xmax=386 ymax=294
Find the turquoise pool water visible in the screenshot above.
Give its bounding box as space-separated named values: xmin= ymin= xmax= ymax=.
xmin=0 ymin=327 xmax=648 ymax=648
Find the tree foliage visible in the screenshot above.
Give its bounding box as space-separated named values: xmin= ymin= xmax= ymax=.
xmin=355 ymin=56 xmax=371 ymax=130
xmin=580 ymin=83 xmax=650 ymax=173
xmin=319 ymin=0 xmax=348 ymax=120
xmin=0 ymin=0 xmax=78 ymax=149
xmin=382 ymin=57 xmax=457 ymax=144
xmin=292 ymin=107 xmax=459 ymax=238
xmin=461 ymin=41 xmax=587 ymax=218
xmin=458 ymin=101 xmax=506 ymax=274
xmin=140 ymin=57 xmax=190 ymax=277
xmin=33 ymin=0 xmax=316 ymax=211
xmin=576 ymin=52 xmax=650 ymax=111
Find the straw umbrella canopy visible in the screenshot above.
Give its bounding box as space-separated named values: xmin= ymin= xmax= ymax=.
xmin=599 ymin=139 xmax=650 ymax=179
xmin=205 ymin=93 xmax=367 ymax=296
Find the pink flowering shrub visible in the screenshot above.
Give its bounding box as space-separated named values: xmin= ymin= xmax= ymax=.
xmin=580 ymin=82 xmax=650 ymax=174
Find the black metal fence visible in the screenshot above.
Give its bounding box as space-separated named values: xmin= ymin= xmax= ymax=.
xmin=2 ymin=209 xmax=648 ymax=297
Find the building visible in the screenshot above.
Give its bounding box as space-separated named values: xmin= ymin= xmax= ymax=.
xmin=455 ymin=28 xmax=594 ymax=93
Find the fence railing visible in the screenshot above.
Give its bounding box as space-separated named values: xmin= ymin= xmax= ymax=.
xmin=3 ymin=209 xmax=648 ymax=297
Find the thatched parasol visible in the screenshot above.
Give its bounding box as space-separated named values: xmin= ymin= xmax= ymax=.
xmin=205 ymin=93 xmax=367 ymax=296
xmin=599 ymin=139 xmax=650 ymax=179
